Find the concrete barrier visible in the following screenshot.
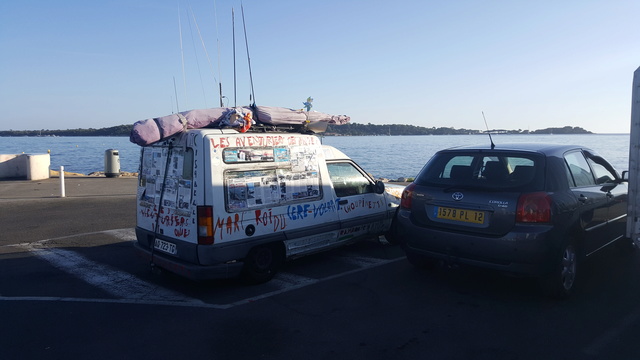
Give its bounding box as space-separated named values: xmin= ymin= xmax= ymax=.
xmin=0 ymin=154 xmax=50 ymax=180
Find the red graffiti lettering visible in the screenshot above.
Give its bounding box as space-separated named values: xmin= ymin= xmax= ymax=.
xmin=211 ymin=137 xmax=231 ymax=148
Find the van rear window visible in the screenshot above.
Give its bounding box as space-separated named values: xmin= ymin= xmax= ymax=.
xmin=415 ymin=152 xmax=543 ymax=190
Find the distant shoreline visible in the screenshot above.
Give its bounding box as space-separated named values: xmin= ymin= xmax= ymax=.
xmin=0 ymin=123 xmax=596 ymax=137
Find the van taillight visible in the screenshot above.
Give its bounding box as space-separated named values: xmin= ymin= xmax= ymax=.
xmin=400 ymin=183 xmax=416 ymax=209
xmin=197 ymin=206 xmax=214 ymax=245
xmin=516 ymin=192 xmax=551 ymax=223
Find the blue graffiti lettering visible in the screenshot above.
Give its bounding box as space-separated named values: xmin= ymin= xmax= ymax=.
xmin=313 ymin=200 xmax=336 ymax=218
xmin=287 ymin=204 xmax=311 ymax=220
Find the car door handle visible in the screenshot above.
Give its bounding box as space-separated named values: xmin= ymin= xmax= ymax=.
xmin=606 ymin=192 xmax=614 ymax=198
xmin=578 ymin=194 xmax=588 ymax=203
xmin=338 ymin=199 xmax=348 ymax=205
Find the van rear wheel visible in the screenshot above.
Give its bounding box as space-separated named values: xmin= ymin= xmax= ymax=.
xmin=241 ymin=243 xmax=283 ymax=284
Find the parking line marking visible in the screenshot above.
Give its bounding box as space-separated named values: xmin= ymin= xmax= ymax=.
xmin=2 ymin=229 xmax=405 ymax=309
xmin=271 ymin=272 xmax=318 ymax=287
xmin=333 ymin=253 xmax=389 ymax=266
xmin=26 ymin=245 xmax=204 ymax=305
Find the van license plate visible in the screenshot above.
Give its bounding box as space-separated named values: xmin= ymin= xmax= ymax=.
xmin=154 ymin=239 xmax=177 ymax=255
xmin=435 ymin=206 xmax=485 ymax=224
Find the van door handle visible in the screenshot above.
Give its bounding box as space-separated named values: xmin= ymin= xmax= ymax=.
xmin=578 ymin=194 xmax=588 ymax=203
xmin=338 ymin=199 xmax=348 ymax=205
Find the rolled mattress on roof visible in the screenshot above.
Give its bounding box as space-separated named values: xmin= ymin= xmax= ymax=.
xmin=254 ymin=106 xmax=350 ymax=125
xmin=129 ymin=106 xmax=350 ymax=146
xmin=129 ymin=107 xmax=231 ymax=146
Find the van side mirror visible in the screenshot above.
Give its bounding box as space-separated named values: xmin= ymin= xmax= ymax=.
xmin=600 ymin=182 xmax=617 ymax=193
xmin=622 ymin=170 xmax=629 ymax=182
xmin=374 ymin=180 xmax=385 ymax=194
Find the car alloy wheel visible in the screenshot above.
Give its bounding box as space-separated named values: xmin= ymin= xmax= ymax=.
xmin=560 ymin=244 xmax=577 ymax=291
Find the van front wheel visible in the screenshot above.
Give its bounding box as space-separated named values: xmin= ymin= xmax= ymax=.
xmin=241 ymin=243 xmax=283 ymax=284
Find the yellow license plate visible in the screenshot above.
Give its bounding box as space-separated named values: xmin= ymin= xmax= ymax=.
xmin=435 ymin=206 xmax=485 ymax=224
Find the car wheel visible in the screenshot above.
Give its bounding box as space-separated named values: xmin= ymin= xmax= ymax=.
xmin=405 ymin=250 xmax=437 ymax=270
xmin=241 ymin=243 xmax=284 ymax=284
xmin=544 ymin=241 xmax=578 ymax=299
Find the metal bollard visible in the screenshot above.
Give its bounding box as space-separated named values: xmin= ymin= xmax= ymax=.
xmin=60 ymin=165 xmax=66 ymax=198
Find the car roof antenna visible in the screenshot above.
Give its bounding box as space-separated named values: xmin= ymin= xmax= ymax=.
xmin=482 ymin=111 xmax=495 ymax=149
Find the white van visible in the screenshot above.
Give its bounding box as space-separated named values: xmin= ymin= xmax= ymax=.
xmin=134 ymin=128 xmax=399 ymax=283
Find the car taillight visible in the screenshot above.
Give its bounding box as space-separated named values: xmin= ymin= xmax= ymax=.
xmin=400 ymin=183 xmax=416 ymax=209
xmin=197 ymin=206 xmax=214 ymax=245
xmin=516 ymin=192 xmax=551 ymax=223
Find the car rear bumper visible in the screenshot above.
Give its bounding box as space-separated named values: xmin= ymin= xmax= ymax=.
xmin=396 ymin=211 xmax=557 ymax=276
xmin=133 ymin=241 xmax=244 ymax=281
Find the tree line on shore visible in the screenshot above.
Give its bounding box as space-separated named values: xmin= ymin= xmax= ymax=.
xmin=0 ymin=123 xmax=591 ymax=137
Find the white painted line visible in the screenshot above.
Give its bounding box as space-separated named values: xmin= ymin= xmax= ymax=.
xmin=332 ymin=252 xmax=389 ymax=266
xmin=26 ymin=245 xmax=203 ymax=305
xmin=0 ymin=296 xmax=232 ymax=309
xmin=224 ymin=257 xmax=405 ymax=308
xmin=103 ymin=228 xmax=136 ymax=241
xmin=1 ymin=229 xmax=405 ymax=310
xmin=0 ymin=257 xmax=405 ymax=310
xmin=271 ymin=272 xmax=318 ymax=287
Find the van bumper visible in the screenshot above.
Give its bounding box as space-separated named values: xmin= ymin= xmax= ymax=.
xmin=133 ymin=241 xmax=244 ymax=281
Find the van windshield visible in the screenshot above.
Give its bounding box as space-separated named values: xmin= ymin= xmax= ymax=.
xmin=415 ymin=151 xmax=544 ymax=191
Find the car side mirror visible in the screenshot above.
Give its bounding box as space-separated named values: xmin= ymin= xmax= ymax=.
xmin=622 ymin=170 xmax=629 ymax=182
xmin=600 ymin=182 xmax=617 ymax=193
xmin=374 ymin=180 xmax=385 ymax=194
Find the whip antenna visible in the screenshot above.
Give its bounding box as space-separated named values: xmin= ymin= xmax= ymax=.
xmin=232 ymin=8 xmax=237 ymax=108
xmin=173 ymin=76 xmax=180 ymax=113
xmin=482 ymin=111 xmax=495 ymax=149
xmin=213 ymin=0 xmax=224 ymax=107
xmin=178 ymin=3 xmax=188 ymax=110
xmin=241 ymin=3 xmax=256 ymax=106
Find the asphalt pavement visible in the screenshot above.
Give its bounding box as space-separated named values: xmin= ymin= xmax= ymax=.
xmin=4 ymin=175 xmax=640 ymax=360
xmin=0 ymin=175 xmax=138 ymax=244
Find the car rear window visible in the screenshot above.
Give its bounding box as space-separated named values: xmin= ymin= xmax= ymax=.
xmin=414 ymin=151 xmax=544 ymax=190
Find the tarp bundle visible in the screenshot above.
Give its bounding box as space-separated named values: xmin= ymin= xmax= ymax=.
xmin=129 ymin=106 xmax=350 ymax=146
xmin=254 ymin=106 xmax=350 ymax=125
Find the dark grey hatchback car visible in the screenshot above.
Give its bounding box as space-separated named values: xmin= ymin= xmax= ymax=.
xmin=396 ymin=143 xmax=630 ymax=298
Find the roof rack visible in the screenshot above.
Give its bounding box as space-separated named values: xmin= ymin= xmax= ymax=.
xmin=220 ymin=121 xmax=329 ymax=134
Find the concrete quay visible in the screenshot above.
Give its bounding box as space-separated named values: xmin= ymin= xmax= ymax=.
xmin=0 ymin=176 xmax=138 ymax=245
xmin=0 ymin=175 xmax=137 ymax=201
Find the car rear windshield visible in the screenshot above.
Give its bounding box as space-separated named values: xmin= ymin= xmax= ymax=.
xmin=414 ymin=151 xmax=545 ymax=190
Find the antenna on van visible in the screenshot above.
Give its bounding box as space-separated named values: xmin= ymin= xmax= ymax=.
xmin=241 ymin=3 xmax=256 ymax=107
xmin=232 ymin=8 xmax=237 ymax=108
xmin=482 ymin=111 xmax=495 ymax=149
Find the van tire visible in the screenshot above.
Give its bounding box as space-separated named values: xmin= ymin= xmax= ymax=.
xmin=241 ymin=243 xmax=284 ymax=284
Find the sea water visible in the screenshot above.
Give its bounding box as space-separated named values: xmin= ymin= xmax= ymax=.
xmin=0 ymin=134 xmax=631 ymax=179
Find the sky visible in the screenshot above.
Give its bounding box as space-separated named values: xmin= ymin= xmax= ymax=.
xmin=1 ymin=0 xmax=639 ymax=133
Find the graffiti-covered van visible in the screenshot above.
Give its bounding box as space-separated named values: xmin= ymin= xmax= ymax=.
xmin=134 ymin=128 xmax=399 ymax=283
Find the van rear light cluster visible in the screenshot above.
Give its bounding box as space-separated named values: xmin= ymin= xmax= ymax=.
xmin=197 ymin=206 xmax=214 ymax=245
xmin=516 ymin=192 xmax=551 ymax=223
xmin=400 ymin=183 xmax=417 ymax=209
